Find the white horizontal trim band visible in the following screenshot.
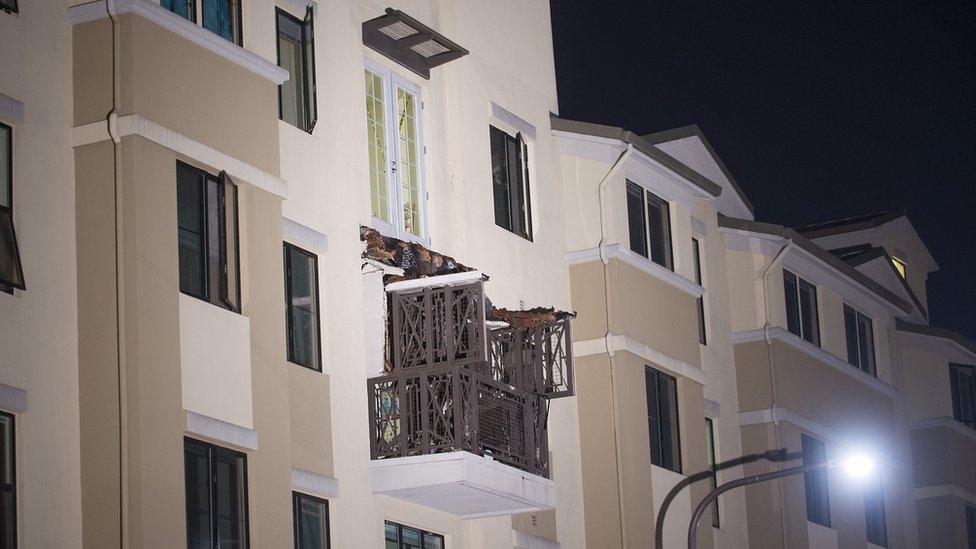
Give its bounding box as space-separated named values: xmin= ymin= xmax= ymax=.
xmin=913 ymin=484 xmax=976 ymax=505
xmin=384 ymin=271 xmax=485 ymax=293
xmin=67 ymin=0 xmax=289 ymax=85
xmin=283 ymin=218 xmax=328 ymax=252
xmin=908 ymin=416 xmax=976 ymax=444
xmin=0 ymin=383 xmax=27 ymax=413
xmin=566 ymin=244 xmax=704 ymax=297
xmin=573 ymin=334 xmax=706 ymax=386
xmin=72 ymin=115 xmax=287 ymax=199
xmin=291 ymin=468 xmax=340 ymax=499
xmin=739 ymin=405 xmax=842 ymax=442
xmin=730 ymin=327 xmax=899 ymax=398
xmin=186 ymin=410 xmax=258 ymax=451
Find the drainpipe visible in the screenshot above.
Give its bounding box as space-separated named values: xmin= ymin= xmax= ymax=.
xmin=760 ymin=238 xmax=792 ymax=548
xmin=104 ymin=0 xmax=129 ymax=546
xmin=595 ymin=143 xmax=633 ymax=546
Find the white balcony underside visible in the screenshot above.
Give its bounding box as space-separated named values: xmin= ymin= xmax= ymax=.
xmin=371 ymin=451 xmax=556 ymax=518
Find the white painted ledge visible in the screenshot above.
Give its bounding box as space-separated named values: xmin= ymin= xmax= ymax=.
xmin=67 ymin=0 xmax=289 ymax=84
xmin=573 ymin=334 xmax=706 ymax=386
xmin=908 ymin=416 xmax=976 ymax=444
xmin=730 ymin=327 xmax=899 ymax=398
xmin=566 ymin=244 xmax=704 ymax=298
xmin=913 ymin=483 xmax=976 ymax=505
xmin=72 ymin=115 xmax=287 ymax=199
xmin=0 ymin=383 xmax=27 ymax=413
xmin=186 ymin=410 xmax=258 ymax=451
xmin=371 ymin=451 xmax=556 ymax=519
xmin=513 ymin=531 xmax=560 ymax=549
xmin=292 ymin=468 xmax=339 ymax=499
xmin=283 ymin=217 xmax=327 ymax=253
xmin=384 ymin=271 xmax=485 ymax=293
xmin=739 ymin=405 xmax=841 ymax=442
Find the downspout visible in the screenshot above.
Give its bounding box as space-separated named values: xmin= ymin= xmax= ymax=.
xmin=595 ymin=143 xmax=633 ymax=546
xmin=105 ymin=0 xmax=129 ymax=546
xmin=760 ymin=238 xmax=792 ymax=548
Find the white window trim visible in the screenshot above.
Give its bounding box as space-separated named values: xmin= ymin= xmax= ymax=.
xmin=364 ymin=57 xmax=428 ymax=245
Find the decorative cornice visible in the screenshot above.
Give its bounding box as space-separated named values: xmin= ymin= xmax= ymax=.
xmin=573 ymin=334 xmax=706 ymax=386
xmin=72 ymin=114 xmax=287 ymax=199
xmin=566 ymin=244 xmax=704 ymax=298
xmin=730 ymin=327 xmax=899 ymax=398
xmin=67 ymin=0 xmax=289 ymax=85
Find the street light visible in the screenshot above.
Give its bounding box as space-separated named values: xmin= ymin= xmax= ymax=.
xmin=687 ymin=453 xmax=875 ymax=549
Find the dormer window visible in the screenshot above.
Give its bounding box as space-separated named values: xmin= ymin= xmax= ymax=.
xmin=891 ymin=256 xmax=907 ymax=279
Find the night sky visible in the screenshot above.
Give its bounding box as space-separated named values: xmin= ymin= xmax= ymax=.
xmin=550 ymin=1 xmax=976 ymax=339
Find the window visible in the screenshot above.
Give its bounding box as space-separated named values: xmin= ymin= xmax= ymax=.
xmin=0 ymin=0 xmax=17 ymax=14
xmin=184 ymin=438 xmax=248 ymax=549
xmin=0 ymin=412 xmax=15 ymax=549
xmin=693 ymin=238 xmax=706 ymax=345
xmin=284 ymin=243 xmax=321 ymax=371
xmin=801 ymin=434 xmax=830 ymax=527
xmin=967 ymin=505 xmax=976 ymax=549
xmin=863 ymin=479 xmax=887 ymax=547
xmin=293 ymin=493 xmax=330 ymax=549
xmin=162 ymin=0 xmax=242 ymax=45
xmin=489 ymin=125 xmax=532 ymax=240
xmin=950 ymin=363 xmax=976 ymax=429
xmin=784 ymin=270 xmax=820 ymax=346
xmin=891 ymin=256 xmax=906 ymax=279
xmin=0 ymin=122 xmax=23 ymax=292
xmin=705 ymin=417 xmax=719 ymax=528
xmin=177 ymin=162 xmax=240 ymax=313
xmin=646 ymin=366 xmax=681 ymax=473
xmin=277 ymin=7 xmax=317 ymax=133
xmin=364 ymin=65 xmax=426 ymax=241
xmin=844 ymin=305 xmax=876 ymax=376
xmin=384 ymin=521 xmax=444 ymax=549
xmin=625 ymin=181 xmax=673 ymax=270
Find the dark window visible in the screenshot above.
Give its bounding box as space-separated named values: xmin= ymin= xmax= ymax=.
xmin=184 ymin=438 xmax=248 ymax=549
xmin=646 ymin=366 xmax=681 ymax=473
xmin=284 ymin=243 xmax=321 ymax=371
xmin=0 ymin=123 xmax=23 ymax=292
xmin=864 ymin=479 xmax=887 ymax=547
xmin=162 ymin=0 xmax=195 ymax=21
xmin=293 ymin=493 xmax=329 ymax=549
xmin=705 ymin=417 xmax=719 ymax=528
xmin=384 ymin=520 xmax=444 ymax=549
xmin=0 ymin=0 xmax=16 ymax=14
xmin=950 ymin=363 xmax=976 ymax=429
xmin=177 ymin=162 xmax=240 ymax=313
xmin=801 ymin=434 xmax=830 ymax=527
xmin=784 ymin=270 xmax=820 ymax=346
xmin=646 ymin=192 xmax=673 ymax=270
xmin=693 ymin=238 xmax=706 ymax=345
xmin=626 ymin=180 xmax=647 ymax=257
xmin=967 ymin=505 xmax=976 ymax=549
xmin=277 ymin=8 xmax=317 ymax=133
xmin=202 ymin=0 xmax=242 ymax=45
xmin=844 ymin=305 xmax=876 ymax=376
xmin=0 ymin=412 xmax=15 ymax=549
xmin=489 ymin=126 xmax=532 ymax=240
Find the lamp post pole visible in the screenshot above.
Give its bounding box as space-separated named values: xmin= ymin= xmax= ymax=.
xmin=687 ymin=461 xmax=830 ymax=549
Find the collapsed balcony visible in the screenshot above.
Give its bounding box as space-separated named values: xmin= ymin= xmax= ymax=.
xmin=361 ymin=228 xmax=574 ymax=517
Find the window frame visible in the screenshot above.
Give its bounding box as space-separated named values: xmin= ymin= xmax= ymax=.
xmin=384 ymin=520 xmax=444 ymax=549
xmin=843 ymin=304 xmax=877 ymax=376
xmin=692 ymin=238 xmax=707 ymax=345
xmin=645 ymin=365 xmax=682 ymax=473
xmin=801 ymin=433 xmax=831 ymax=527
xmin=176 ymin=161 xmax=241 ymax=313
xmin=283 ymin=242 xmax=322 ymax=372
xmin=489 ymin=124 xmax=533 ymax=241
xmin=162 ymin=0 xmax=242 ymax=45
xmin=0 ymin=0 xmax=17 ymax=14
xmin=705 ymin=417 xmax=719 ymax=528
xmin=0 ymin=411 xmax=15 ymax=549
xmin=364 ymin=60 xmax=428 ymax=244
xmin=625 ymin=180 xmax=673 ymax=270
xmin=292 ymin=492 xmax=330 ymax=549
xmin=161 ymin=0 xmax=196 ymax=22
xmin=0 ymin=121 xmax=24 ymax=292
xmin=950 ymin=363 xmax=976 ymax=429
xmin=966 ymin=505 xmax=976 ymax=549
xmin=183 ymin=437 xmax=250 ymax=549
xmin=276 ymin=6 xmax=317 ymax=133
xmin=783 ymin=270 xmax=820 ymax=346
xmin=863 ymin=478 xmax=887 ymax=547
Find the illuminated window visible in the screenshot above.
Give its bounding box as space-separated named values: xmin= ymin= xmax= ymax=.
xmin=891 ymin=256 xmax=906 ymax=279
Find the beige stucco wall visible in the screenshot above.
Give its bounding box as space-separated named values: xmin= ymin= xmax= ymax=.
xmin=0 ymin=2 xmax=82 ymax=547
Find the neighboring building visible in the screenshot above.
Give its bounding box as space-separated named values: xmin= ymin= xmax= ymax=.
xmin=0 ymin=2 xmax=973 ymax=549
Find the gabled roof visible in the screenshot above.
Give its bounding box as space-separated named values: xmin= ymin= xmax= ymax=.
xmin=793 ymin=208 xmax=905 ymax=238
xmin=719 ymin=215 xmax=913 ymax=314
xmin=550 ymin=116 xmax=723 ymax=198
xmin=643 ymin=124 xmax=755 ymax=216
xmin=836 ymin=245 xmax=928 ymax=320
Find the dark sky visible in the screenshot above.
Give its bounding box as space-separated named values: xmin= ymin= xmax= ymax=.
xmin=550 ymin=1 xmax=976 ymax=339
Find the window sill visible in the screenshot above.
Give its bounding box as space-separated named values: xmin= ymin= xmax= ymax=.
xmin=370 ymin=217 xmax=429 ymax=248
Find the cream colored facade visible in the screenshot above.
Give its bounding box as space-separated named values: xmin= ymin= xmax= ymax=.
xmin=1 ymin=2 xmax=973 ymax=549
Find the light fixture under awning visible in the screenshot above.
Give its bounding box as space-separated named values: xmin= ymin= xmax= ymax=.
xmin=362 ymin=8 xmax=469 ymax=79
